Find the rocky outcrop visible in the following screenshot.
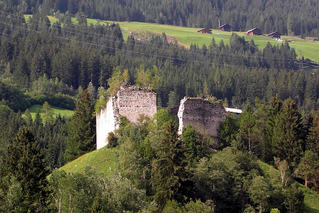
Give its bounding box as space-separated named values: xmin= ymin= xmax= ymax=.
xmin=178 ymin=97 xmax=226 ymax=138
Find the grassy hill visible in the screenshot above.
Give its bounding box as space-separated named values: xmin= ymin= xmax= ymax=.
xmin=60 ymin=147 xmax=319 ymax=212
xmin=100 ymin=21 xmax=319 ymax=62
xmin=60 ymin=146 xmax=118 ymax=177
xmin=25 ymin=104 xmax=74 ymax=121
xmin=24 ymin=15 xmax=319 ymax=62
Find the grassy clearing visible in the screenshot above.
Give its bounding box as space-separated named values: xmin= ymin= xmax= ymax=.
xmin=59 ymin=146 xmax=118 ymax=177
xmin=26 ymin=104 xmax=74 ymax=120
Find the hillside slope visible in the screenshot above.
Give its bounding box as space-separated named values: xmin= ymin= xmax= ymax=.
xmin=60 ymin=147 xmax=319 ymax=212
xmin=26 ymin=15 xmax=319 ymax=62
xmin=259 ymin=161 xmax=319 ymax=213
xmin=60 ymin=146 xmax=118 ymax=177
xmin=19 ymin=0 xmax=319 ymax=37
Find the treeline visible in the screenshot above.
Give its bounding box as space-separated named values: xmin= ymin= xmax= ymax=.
xmin=2 ymin=13 xmax=319 ymax=111
xmin=0 ymin=103 xmax=68 ymax=170
xmin=3 ymin=0 xmax=319 ymax=36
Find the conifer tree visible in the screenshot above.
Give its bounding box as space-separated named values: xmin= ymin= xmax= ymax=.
xmin=42 ymin=101 xmax=54 ymax=124
xmin=272 ymin=99 xmax=305 ymax=169
xmin=182 ymin=125 xmax=210 ymax=166
xmin=306 ymin=111 xmax=319 ymax=153
xmin=64 ymin=90 xmax=96 ymax=162
xmin=2 ymin=129 xmax=50 ymax=212
xmin=151 ymin=120 xmax=192 ymax=208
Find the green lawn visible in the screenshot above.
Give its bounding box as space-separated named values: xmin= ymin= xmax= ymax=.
xmin=59 ymin=146 xmax=118 ymax=177
xmin=25 ymin=104 xmax=74 ymax=120
xmin=24 ymin=15 xmax=319 ymax=62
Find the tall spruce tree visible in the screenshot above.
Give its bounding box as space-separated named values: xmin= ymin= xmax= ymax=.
xmin=1 ymin=129 xmax=50 ymax=212
xmin=65 ymin=90 xmax=96 ymax=162
xmin=151 ymin=120 xmax=192 ymax=208
xmin=272 ymin=99 xmax=305 ymax=169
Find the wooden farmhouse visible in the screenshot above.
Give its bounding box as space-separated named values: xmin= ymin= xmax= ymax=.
xmin=197 ymin=28 xmax=212 ymax=34
xmin=219 ymin=24 xmax=231 ymax=31
xmin=245 ymin=28 xmax=262 ymax=36
xmin=305 ymin=37 xmax=319 ymax=41
xmin=266 ymin=32 xmax=281 ymax=38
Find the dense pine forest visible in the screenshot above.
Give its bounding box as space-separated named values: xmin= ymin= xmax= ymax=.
xmin=2 ymin=0 xmax=319 ymax=36
xmin=1 ymin=2 xmax=319 ymax=213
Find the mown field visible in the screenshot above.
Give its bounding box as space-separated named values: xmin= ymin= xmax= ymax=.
xmin=25 ymin=104 xmax=74 ymax=121
xmin=102 ymin=21 xmax=319 ymax=62
xmin=24 ymin=15 xmax=319 ymax=61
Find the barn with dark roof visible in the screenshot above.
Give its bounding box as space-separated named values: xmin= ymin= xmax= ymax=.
xmin=219 ymin=24 xmax=231 ymax=31
xmin=245 ymin=28 xmax=262 ymax=36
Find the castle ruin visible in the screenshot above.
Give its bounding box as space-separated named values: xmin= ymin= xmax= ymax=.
xmin=177 ymin=97 xmax=226 ymax=138
xmin=96 ymin=86 xmax=157 ymax=149
xmin=97 ymin=87 xmax=239 ymax=149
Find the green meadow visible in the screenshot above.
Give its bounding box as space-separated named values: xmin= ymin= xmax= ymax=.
xmin=109 ymin=21 xmax=319 ymax=62
xmin=25 ymin=104 xmax=74 ymax=121
xmin=24 ymin=15 xmax=319 ymax=62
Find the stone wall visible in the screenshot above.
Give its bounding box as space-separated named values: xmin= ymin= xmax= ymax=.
xmin=96 ymin=86 xmax=157 ymax=149
xmin=178 ymin=97 xmax=226 ymax=138
xmin=117 ymin=86 xmax=157 ymax=124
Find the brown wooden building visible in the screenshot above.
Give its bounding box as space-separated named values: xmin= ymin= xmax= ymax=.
xmin=197 ymin=28 xmax=212 ymax=34
xmin=245 ymin=28 xmax=262 ymax=36
xmin=219 ymin=24 xmax=231 ymax=31
xmin=266 ymin=32 xmax=281 ymax=38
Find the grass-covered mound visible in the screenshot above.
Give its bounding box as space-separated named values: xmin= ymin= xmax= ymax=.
xmin=59 ymin=146 xmax=118 ymax=177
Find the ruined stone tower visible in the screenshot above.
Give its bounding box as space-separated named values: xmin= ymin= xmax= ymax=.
xmin=177 ymin=97 xmax=226 ymax=138
xmin=96 ymin=86 xmax=157 ymax=149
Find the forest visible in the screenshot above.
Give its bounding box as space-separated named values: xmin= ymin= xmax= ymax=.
xmin=2 ymin=0 xmax=319 ymax=36
xmin=0 ymin=2 xmax=319 ymax=213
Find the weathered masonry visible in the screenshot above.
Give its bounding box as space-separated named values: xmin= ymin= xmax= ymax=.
xmin=177 ymin=97 xmax=227 ymax=138
xmin=96 ymin=86 xmax=157 ymax=149
xmin=97 ymin=89 xmax=241 ymax=149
